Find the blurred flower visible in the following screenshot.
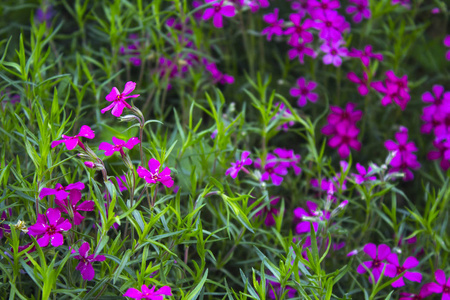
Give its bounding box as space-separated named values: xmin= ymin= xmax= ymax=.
xmin=427 ymin=270 xmax=450 ymax=299
xmin=427 ymin=140 xmax=450 ymax=171
xmin=137 ymin=158 xmax=174 ymax=188
xmin=309 ymin=0 xmax=340 ymax=14
xmin=349 ymin=45 xmax=383 ymax=67
xmin=74 ymin=242 xmax=106 ymax=281
xmin=202 ymin=0 xmax=236 ymax=28
xmin=99 ymin=137 xmax=140 ymax=158
xmin=28 ymin=208 xmax=72 ymax=247
xmin=347 ymin=71 xmax=369 ymax=96
xmin=289 ymin=77 xmax=318 ymax=107
xmin=120 ymin=34 xmax=142 ymax=66
xmin=261 ymin=9 xmax=284 ymax=41
xmin=287 ymin=39 xmax=316 ymax=64
xmin=294 ymin=201 xmax=329 ymax=233
xmin=254 ymin=197 xmax=280 ymax=227
xmin=0 ymin=209 xmax=12 ymax=239
xmin=101 ymin=82 xmax=140 ymax=117
xmin=225 ymin=151 xmax=252 ymax=179
xmin=391 ymin=0 xmax=411 ymax=9
xmin=312 ymin=10 xmax=349 ymax=42
xmin=273 ymin=102 xmax=295 ymax=131
xmin=320 ymin=39 xmax=348 ymax=67
xmin=51 ymin=125 xmax=95 ymax=151
xmin=123 ymin=284 xmax=172 ymax=299
xmin=273 ymin=148 xmax=301 ymax=175
xmin=352 ymin=163 xmax=376 ymax=184
xmin=399 ymin=286 xmax=433 ymax=300
xmin=357 ymin=243 xmax=391 ymax=283
xmin=346 ymin=0 xmax=371 ymax=23
xmin=284 ymin=13 xmax=314 ymax=44
xmin=371 ymin=70 xmax=410 ymax=110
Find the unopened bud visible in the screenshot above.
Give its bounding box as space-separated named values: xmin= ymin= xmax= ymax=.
xmin=120 ymin=114 xmax=141 ymax=123
xmin=84 ymin=161 xmax=104 ymax=170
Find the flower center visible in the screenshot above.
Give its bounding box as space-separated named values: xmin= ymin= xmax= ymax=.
xmin=325 ymin=21 xmax=332 ymax=27
xmin=396 ymin=266 xmax=405 ymax=274
xmin=152 ymin=173 xmax=160 ymax=181
xmin=331 ymin=49 xmax=337 ymax=55
xmin=372 ymin=259 xmax=381 ymax=268
xmin=301 ymin=87 xmax=309 ymax=95
xmin=444 ymin=286 xmax=450 ymax=294
xmin=48 ymin=224 xmax=57 ymax=234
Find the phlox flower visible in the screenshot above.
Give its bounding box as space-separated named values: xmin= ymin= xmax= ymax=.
xmin=273 ymin=148 xmax=302 ymax=175
xmin=254 ymin=197 xmax=280 ymax=227
xmin=294 ymin=201 xmax=329 ymax=234
xmin=427 ymin=140 xmax=450 ymax=171
xmin=73 ymin=242 xmax=106 ymax=281
xmin=28 ymin=208 xmax=72 ymax=247
xmin=328 ymin=121 xmax=361 ymax=158
xmin=320 ymin=39 xmax=348 ymax=67
xmin=284 ymin=13 xmax=314 ymax=44
xmin=120 ymin=34 xmax=142 ymax=66
xmin=422 ymin=85 xmax=450 ymax=119
xmin=137 ymin=158 xmax=174 ymax=188
xmin=39 ymin=182 xmax=85 ymax=201
xmin=325 ymin=102 xmax=363 ymax=126
xmin=289 ymin=77 xmax=318 ymax=107
xmin=51 ymin=125 xmax=95 ymax=151
xmin=290 ymin=0 xmax=314 ymax=17
xmin=309 ymin=0 xmax=340 ymax=13
xmin=371 ymin=70 xmax=410 ymax=110
xmin=385 ymin=253 xmax=422 ymax=288
xmin=445 ymin=36 xmax=450 ymax=61
xmin=348 ymin=45 xmax=383 ymax=67
xmin=261 ymin=9 xmax=284 ymax=41
xmin=312 ymin=10 xmax=349 ymax=42
xmin=123 ymin=284 xmax=172 ymax=299
xmin=346 ymin=0 xmax=371 ymax=23
xmin=204 ymin=60 xmax=235 ymax=85
xmin=99 ymin=137 xmax=140 ymax=158
xmin=347 ymin=71 xmax=369 ymax=96
xmin=273 ymin=102 xmax=295 ymax=131
xmin=225 ymin=151 xmax=252 ymax=179
xmin=427 ymin=269 xmax=450 ymax=299
xmin=254 ymin=154 xmax=288 ymax=186
xmin=287 ymin=39 xmax=316 ymax=64
xmin=55 ymin=189 xmax=95 ymax=226
xmin=352 ymin=163 xmax=376 ymax=184
xmin=357 ymin=243 xmax=391 ymax=283
xmin=399 ymin=286 xmax=433 ymax=300
xmin=101 ymin=81 xmax=140 ymax=117
xmin=202 ymin=0 xmax=236 ymax=28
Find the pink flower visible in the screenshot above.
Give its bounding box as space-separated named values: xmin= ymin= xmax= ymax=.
xmin=261 ymin=9 xmax=284 ymax=41
xmin=51 ymin=125 xmax=95 ymax=151
xmin=137 ymin=158 xmax=174 ymax=188
xmin=357 ymin=243 xmax=391 ymax=283
xmin=255 ymin=154 xmax=288 ymax=186
xmin=312 ymin=10 xmax=349 ymax=42
xmin=320 ymin=40 xmax=348 ymax=67
xmin=273 ymin=148 xmax=302 ymax=175
xmin=120 ymin=34 xmax=142 ymax=66
xmin=399 ymin=286 xmax=433 ymax=300
xmin=273 ymin=102 xmax=295 ymax=131
xmin=254 ymin=197 xmax=280 ymax=227
xmin=290 ymin=77 xmax=318 ymax=107
xmin=349 ymin=45 xmax=383 ymax=67
xmin=99 ymin=137 xmax=140 ymax=158
xmin=123 ymin=284 xmax=172 ymax=299
xmin=346 ymin=0 xmax=371 ymax=23
xmin=347 ymin=71 xmax=369 ymax=96
xmin=225 ymin=151 xmax=252 ymax=179
xmin=28 ymin=208 xmax=72 ymax=247
xmin=371 ymin=70 xmax=410 ymax=110
xmin=422 ymin=85 xmax=450 ymax=122
xmin=427 ymin=140 xmax=450 ymax=171
xmin=101 ymin=82 xmax=139 ymax=117
xmin=352 ymin=163 xmax=376 ymax=184
xmin=74 ymin=242 xmax=106 ymax=281
xmin=444 ymin=36 xmax=450 ymax=61
xmin=309 ymin=0 xmax=340 ymax=13
xmin=284 ymin=13 xmax=314 ymax=44
xmin=328 ymin=121 xmax=361 ymax=158
xmin=39 ymin=182 xmax=85 ymax=201
xmin=202 ymin=0 xmax=236 ymax=28
xmin=427 ymin=270 xmax=450 ymax=299
xmin=385 ymin=253 xmax=422 ymax=288
xmin=291 ymin=0 xmax=314 ymax=17
xmin=287 ymin=39 xmax=316 ymax=64
xmin=294 ymin=201 xmax=329 ymax=233
xmin=55 ymin=189 xmax=95 ymax=226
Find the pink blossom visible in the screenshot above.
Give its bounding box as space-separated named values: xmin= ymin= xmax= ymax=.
xmin=254 ymin=154 xmax=288 ymax=186
xmin=371 ymin=70 xmax=410 ymax=110
xmin=74 ymin=242 xmax=106 ymax=281
xmin=51 ymin=125 xmax=95 ymax=151
xmin=385 ymin=253 xmax=422 ymax=288
xmin=320 ymin=40 xmax=348 ymax=67
xmin=346 ymin=0 xmax=371 ymax=23
xmin=101 ymin=82 xmax=139 ymax=117
xmin=352 ymin=163 xmax=376 ymax=184
xmin=261 ymin=9 xmax=284 ymax=41
xmin=284 ymin=13 xmax=314 ymax=44
xmin=273 ymin=148 xmax=302 ymax=175
xmin=123 ymin=284 xmax=172 ymax=299
xmin=202 ymin=0 xmax=236 ymax=28
xmin=137 ymin=158 xmax=174 ymax=188
xmin=39 ymin=182 xmax=85 ymax=201
xmin=28 ymin=208 xmax=72 ymax=247
xmin=328 ymin=121 xmax=361 ymax=158
xmin=309 ymin=0 xmax=340 ymax=14
xmin=289 ymin=77 xmax=318 ymax=107
xmin=254 ymin=197 xmax=280 ymax=227
xmin=312 ymin=10 xmax=349 ymax=42
xmin=348 ymin=45 xmax=383 ymax=67
xmin=99 ymin=137 xmax=140 ymax=158
xmin=399 ymin=286 xmax=433 ymax=300
xmin=357 ymin=243 xmax=391 ymax=283
xmin=120 ymin=34 xmax=142 ymax=66
xmin=427 ymin=140 xmax=450 ymax=171
xmin=55 ymin=189 xmax=95 ymax=226
xmin=225 ymin=151 xmax=252 ymax=178
xmin=287 ymin=39 xmax=316 ymax=64
xmin=294 ymin=201 xmax=329 ymax=233
xmin=427 ymin=270 xmax=450 ymax=299
xmin=273 ymin=102 xmax=295 ymax=131
xmin=347 ymin=71 xmax=369 ymax=96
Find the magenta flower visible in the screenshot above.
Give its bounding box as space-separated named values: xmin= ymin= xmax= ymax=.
xmin=273 ymin=148 xmax=302 ymax=175
xmin=320 ymin=40 xmax=348 ymax=67
xmin=328 ymin=121 xmax=361 ymax=158
xmin=427 ymin=140 xmax=450 ymax=171
xmin=384 ymin=126 xmax=418 ymax=157
xmin=137 ymin=158 xmax=174 ymax=188
xmin=225 ymin=151 xmax=252 ymax=179
xmin=120 ymin=34 xmax=142 ymax=66
xmin=346 ymin=0 xmax=371 ymax=23
xmin=349 ymin=45 xmax=383 ymax=67
xmin=347 ymin=71 xmax=369 ymax=96
xmin=287 ymin=39 xmax=316 ymax=64
xmin=255 ymin=154 xmax=288 ymax=186
xmin=73 ymin=242 xmax=106 ymax=281
xmin=99 ymin=137 xmax=140 ymax=158
xmin=294 ymin=201 xmax=328 ymax=233
xmin=284 ymin=13 xmax=314 ymax=44
xmin=384 ymin=253 xmax=422 ymax=288
xmin=55 ymin=189 xmax=95 ymax=226
xmin=352 ymin=163 xmax=376 ymax=184
xmin=427 ymin=269 xmax=450 ymax=299
xmin=357 ymin=243 xmax=391 ymax=283
xmin=309 ymin=0 xmax=340 ymax=13
xmin=261 ymin=9 xmax=284 ymax=41
xmin=444 ymin=36 xmax=450 ymax=60
xmin=371 ymin=70 xmax=410 ymax=110
xmin=327 ymin=102 xmax=363 ymax=126
xmin=101 ymin=82 xmax=139 ymax=117
xmin=51 ymin=125 xmax=95 ymax=151
xmin=273 ymin=102 xmax=295 ymax=131
xmin=399 ymin=286 xmax=433 ymax=300
xmin=291 ymin=0 xmax=314 ymax=16
xmin=202 ymin=0 xmax=236 ymax=28
xmin=204 ymin=60 xmax=235 ymax=85
xmin=290 ymin=77 xmax=318 ymax=107
xmin=28 ymin=208 xmax=72 ymax=247
xmin=312 ymin=10 xmax=349 ymax=42
xmin=392 ymin=0 xmax=411 ymax=9
xmin=254 ymin=197 xmax=280 ymax=227
xmin=123 ymin=284 xmax=172 ymax=299
xmin=422 ymin=85 xmax=450 ymax=123
xmin=39 ymin=182 xmax=85 ymax=201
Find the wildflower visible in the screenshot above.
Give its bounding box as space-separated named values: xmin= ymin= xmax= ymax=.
xmin=346 ymin=0 xmax=371 ymax=23
xmin=349 ymin=45 xmax=383 ymax=67
xmin=444 ymin=36 xmax=450 ymax=61
xmin=312 ymin=10 xmax=349 ymax=42
xmin=287 ymin=39 xmax=316 ymax=64
xmin=290 ymin=0 xmax=314 ymax=17
xmin=101 ymin=82 xmax=140 ymax=117
xmin=51 ymin=125 xmax=95 ymax=151
xmin=273 ymin=148 xmax=302 ymax=175
xmin=357 ymin=243 xmax=391 ymax=283
xmin=294 ymin=201 xmax=328 ymax=233
xmin=39 ymin=182 xmax=85 ymax=201
xmin=137 ymin=158 xmax=174 ymax=188
xmin=325 ymin=102 xmax=363 ymax=126
xmin=28 ymin=208 xmax=72 ymax=247
xmin=225 ymin=151 xmax=252 ymax=179
xmin=55 ymin=189 xmax=95 ymax=226
xmin=284 ymin=13 xmax=314 ymax=44
xmin=273 ymin=102 xmax=295 ymax=131
xmin=99 ymin=137 xmax=140 ymax=158
xmin=427 ymin=140 xmax=450 ymax=171
xmin=328 ymin=121 xmax=361 ymax=158
xmin=320 ymin=39 xmax=348 ymax=67
xmin=254 ymin=197 xmax=280 ymax=227
xmin=204 ymin=60 xmax=235 ymax=85
xmin=352 ymin=163 xmax=376 ymax=184
xmin=123 ymin=284 xmax=172 ymax=299
xmin=421 ymin=85 xmax=450 ymax=127
xmin=384 ymin=253 xmax=422 ymax=288
xmin=371 ymin=70 xmax=410 ymax=110
xmin=202 ymin=0 xmax=236 ymax=28
xmin=255 ymin=154 xmax=288 ymax=186
xmin=74 ymin=242 xmax=106 ymax=281
xmin=120 ymin=34 xmax=142 ymax=66
xmin=261 ymin=9 xmax=284 ymax=41
xmin=399 ymin=286 xmax=433 ymax=300
xmin=35 ymin=5 xmax=54 ymax=25
xmin=309 ymin=0 xmax=340 ymax=14
xmin=289 ymin=77 xmax=318 ymax=107
xmin=347 ymin=71 xmax=369 ymax=96
xmin=427 ymin=269 xmax=450 ymax=299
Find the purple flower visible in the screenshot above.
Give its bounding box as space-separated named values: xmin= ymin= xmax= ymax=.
xmin=202 ymin=0 xmax=236 ymax=28
xmin=352 ymin=163 xmax=376 ymax=184
xmin=273 ymin=102 xmax=295 ymax=131
xmin=254 ymin=197 xmax=280 ymax=227
xmin=35 ymin=5 xmax=54 ymax=25
xmin=123 ymin=284 xmax=172 ymax=299
xmin=349 ymin=45 xmax=383 ymax=67
xmin=347 ymin=71 xmax=369 ymax=96
xmin=55 ymin=190 xmax=95 ymax=226
xmin=137 ymin=158 xmax=174 ymax=188
xmin=28 ymin=208 xmax=72 ymax=247
xmin=392 ymin=0 xmax=411 ymax=9
xmin=204 ymin=60 xmax=234 ymax=85
xmin=309 ymin=0 xmax=340 ymax=14
xmin=284 ymin=13 xmax=314 ymax=44
xmin=371 ymin=70 xmax=410 ymax=110
xmin=255 ymin=154 xmax=288 ymax=186
xmin=328 ymin=121 xmax=361 ymax=158
xmin=39 ymin=182 xmax=85 ymax=201
xmin=99 ymin=137 xmax=140 ymax=158
xmin=51 ymin=125 xmax=95 ymax=151
xmin=291 ymin=0 xmax=314 ymax=17
xmin=427 ymin=270 xmax=450 ymax=299
xmin=74 ymin=242 xmax=106 ymax=281
xmin=312 ymin=10 xmax=349 ymax=42
xmin=427 ymin=140 xmax=450 ymax=171
xmin=101 ymin=82 xmax=139 ymax=117
xmin=385 ymin=253 xmax=422 ymax=288
xmin=287 ymin=39 xmax=316 ymax=64
xmin=399 ymin=286 xmax=433 ymax=300
xmin=289 ymin=77 xmax=318 ymax=107
xmin=444 ymin=36 xmax=450 ymax=61
xmin=225 ymin=151 xmax=252 ymax=179
xmin=120 ymin=34 xmax=142 ymax=66
xmin=273 ymin=148 xmax=302 ymax=175
xmin=346 ymin=0 xmax=371 ymax=23
xmin=357 ymin=243 xmax=391 ymax=283
xmin=421 ymin=85 xmax=450 ymax=125
xmin=294 ymin=201 xmax=328 ymax=233
xmin=320 ymin=39 xmax=348 ymax=67
xmin=261 ymin=9 xmax=284 ymax=41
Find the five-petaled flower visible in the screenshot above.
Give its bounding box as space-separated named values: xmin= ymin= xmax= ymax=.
xmin=55 ymin=189 xmax=95 ymax=226
xmin=51 ymin=125 xmax=95 ymax=151
xmin=202 ymin=0 xmax=236 ymax=28
xmin=225 ymin=151 xmax=252 ymax=178
xmin=137 ymin=158 xmax=174 ymax=188
xmin=73 ymin=242 xmax=106 ymax=281
xmin=99 ymin=136 xmax=140 ymax=158
xmin=28 ymin=208 xmax=72 ymax=247
xmin=357 ymin=243 xmax=391 ymax=283
xmin=385 ymin=253 xmax=422 ymax=288
xmin=427 ymin=269 xmax=450 ymax=299
xmin=123 ymin=284 xmax=172 ymax=299
xmin=102 ymin=81 xmax=140 ymax=117
xmin=39 ymin=182 xmax=85 ymax=201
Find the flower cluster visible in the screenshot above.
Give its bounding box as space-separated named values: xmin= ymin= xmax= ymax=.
xmin=371 ymin=70 xmax=410 ymax=110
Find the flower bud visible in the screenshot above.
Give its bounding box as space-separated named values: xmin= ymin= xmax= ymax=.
xmin=120 ymin=114 xmax=141 ymax=123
